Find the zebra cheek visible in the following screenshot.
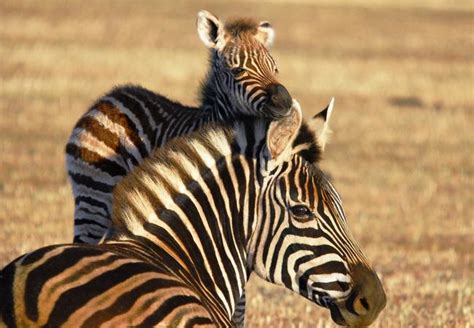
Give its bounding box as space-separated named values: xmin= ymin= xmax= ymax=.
xmin=289 ymin=218 xmax=319 ymax=237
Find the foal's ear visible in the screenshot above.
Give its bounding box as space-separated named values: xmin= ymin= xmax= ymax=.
xmin=267 ymin=100 xmax=303 ymax=162
xmin=196 ymin=10 xmax=224 ymax=49
xmin=256 ymin=21 xmax=275 ymax=48
xmin=307 ymin=98 xmax=334 ymax=151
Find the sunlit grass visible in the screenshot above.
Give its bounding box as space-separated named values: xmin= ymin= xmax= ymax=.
xmin=0 ymin=0 xmax=472 ymax=326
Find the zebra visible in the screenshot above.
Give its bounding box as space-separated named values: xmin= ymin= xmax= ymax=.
xmin=66 ymin=10 xmax=292 ymax=245
xmin=1 ymin=100 xmax=386 ymax=327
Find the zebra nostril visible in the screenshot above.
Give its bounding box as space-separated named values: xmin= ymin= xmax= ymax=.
xmin=352 ymin=294 xmax=369 ymax=315
xmin=346 ymin=263 xmax=386 ymax=322
xmin=360 ymin=297 xmax=370 ymax=311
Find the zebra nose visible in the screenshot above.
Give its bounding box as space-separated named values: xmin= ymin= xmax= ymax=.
xmin=343 ymin=264 xmax=387 ymax=326
xmin=264 ymin=83 xmax=292 ymax=118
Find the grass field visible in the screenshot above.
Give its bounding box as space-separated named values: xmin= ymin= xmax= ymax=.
xmin=0 ymin=0 xmax=472 ymax=326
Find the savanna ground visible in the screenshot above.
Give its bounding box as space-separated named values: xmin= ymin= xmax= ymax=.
xmin=0 ymin=0 xmax=472 ymax=326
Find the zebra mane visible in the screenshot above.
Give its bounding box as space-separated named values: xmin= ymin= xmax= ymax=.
xmin=111 ymin=117 xmax=321 ymax=232
xmin=111 ymin=119 xmax=248 ymax=231
xmin=224 ymin=18 xmax=259 ymax=37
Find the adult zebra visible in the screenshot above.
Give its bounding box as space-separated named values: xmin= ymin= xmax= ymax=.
xmin=66 ymin=10 xmax=292 ymax=245
xmin=2 ymin=101 xmax=386 ymax=327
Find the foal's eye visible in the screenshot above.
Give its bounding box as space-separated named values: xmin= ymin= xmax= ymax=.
xmin=290 ymin=205 xmax=314 ymax=222
xmin=231 ymin=67 xmax=246 ymax=75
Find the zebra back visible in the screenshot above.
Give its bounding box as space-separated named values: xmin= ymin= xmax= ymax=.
xmin=1 ymin=243 xmax=218 ymax=327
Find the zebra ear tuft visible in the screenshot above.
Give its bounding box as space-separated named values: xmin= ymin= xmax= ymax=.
xmin=256 ymin=21 xmax=275 ymax=48
xmin=267 ymin=99 xmax=303 ymax=162
xmin=308 ymin=97 xmax=334 ymax=152
xmin=197 ymin=10 xmax=224 ymax=49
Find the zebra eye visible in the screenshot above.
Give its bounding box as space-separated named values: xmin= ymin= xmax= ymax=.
xmin=290 ymin=205 xmax=314 ymax=222
xmin=231 ymin=67 xmax=246 ymax=75
xmin=274 ymin=67 xmax=279 ymax=74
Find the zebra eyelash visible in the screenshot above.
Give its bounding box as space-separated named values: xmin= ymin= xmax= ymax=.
xmin=231 ymin=67 xmax=246 ymax=75
xmin=289 ymin=204 xmax=315 ymax=223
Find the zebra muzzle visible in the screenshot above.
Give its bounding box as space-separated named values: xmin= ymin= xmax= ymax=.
xmin=331 ymin=264 xmax=387 ymax=327
xmin=263 ymin=83 xmax=292 ymax=119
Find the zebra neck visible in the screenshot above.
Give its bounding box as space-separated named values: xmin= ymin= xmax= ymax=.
xmin=117 ymin=157 xmax=254 ymax=321
xmin=110 ymin=123 xmax=270 ymax=321
xmin=200 ymin=69 xmax=242 ymax=121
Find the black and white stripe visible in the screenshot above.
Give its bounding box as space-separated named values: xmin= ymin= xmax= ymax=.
xmin=2 ymin=101 xmax=386 ymax=327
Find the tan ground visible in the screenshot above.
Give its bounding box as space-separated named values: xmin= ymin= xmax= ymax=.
xmin=0 ymin=0 xmax=472 ymax=326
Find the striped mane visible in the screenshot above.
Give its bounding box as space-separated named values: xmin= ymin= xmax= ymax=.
xmin=111 ymin=119 xmax=259 ymax=233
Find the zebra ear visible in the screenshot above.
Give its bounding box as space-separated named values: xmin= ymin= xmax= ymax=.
xmin=256 ymin=21 xmax=275 ymax=48
xmin=197 ymin=10 xmax=224 ymax=49
xmin=267 ymin=99 xmax=303 ymax=162
xmin=307 ymin=97 xmax=334 ymax=151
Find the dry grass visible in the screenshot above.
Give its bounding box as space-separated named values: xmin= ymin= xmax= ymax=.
xmin=0 ymin=0 xmax=472 ymax=326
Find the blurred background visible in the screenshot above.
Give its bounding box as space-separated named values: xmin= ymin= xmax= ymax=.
xmin=0 ymin=0 xmax=472 ymax=326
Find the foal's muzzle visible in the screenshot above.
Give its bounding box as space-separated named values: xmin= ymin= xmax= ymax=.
xmin=263 ymin=83 xmax=292 ymax=119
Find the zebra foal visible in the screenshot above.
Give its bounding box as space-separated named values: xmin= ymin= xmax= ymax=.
xmin=1 ymin=100 xmax=386 ymax=327
xmin=67 ymin=10 xmax=292 ymax=245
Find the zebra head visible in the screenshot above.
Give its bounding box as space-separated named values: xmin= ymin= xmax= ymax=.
xmin=197 ymin=10 xmax=292 ymax=119
xmin=249 ymin=100 xmax=387 ymax=326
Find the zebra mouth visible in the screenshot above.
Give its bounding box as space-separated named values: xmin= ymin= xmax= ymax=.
xmin=328 ymin=302 xmax=347 ymax=326
xmin=262 ymin=103 xmax=292 ymax=119
xmin=319 ymin=295 xmax=348 ymax=326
